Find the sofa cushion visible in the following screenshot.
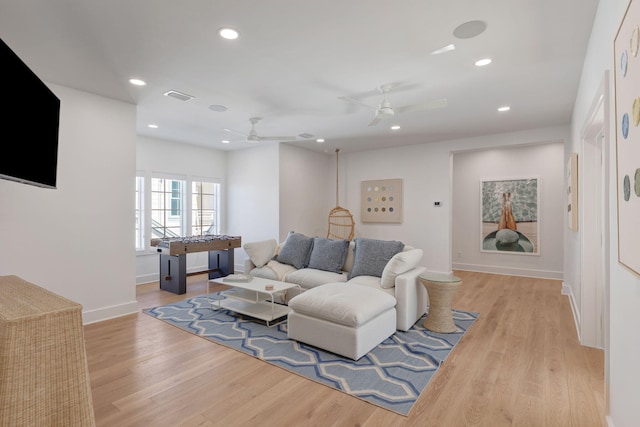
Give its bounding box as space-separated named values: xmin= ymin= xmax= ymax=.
xmin=285 ymin=268 xmax=348 ymax=289
xmin=274 ymin=232 xmax=314 ymax=269
xmin=307 ymin=237 xmax=349 ymax=273
xmin=348 ymin=238 xmax=405 ymax=280
xmin=347 ymin=275 xmax=395 ymax=297
xmin=288 ymin=283 xmax=397 ymax=327
xmin=248 ymin=265 xmax=279 ymax=281
xmin=243 ymin=239 xmax=277 ymax=268
xmin=380 ymin=248 xmax=423 ymax=288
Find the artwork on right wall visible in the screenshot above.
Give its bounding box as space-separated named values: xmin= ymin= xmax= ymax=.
xmin=614 ymin=0 xmax=640 ymax=278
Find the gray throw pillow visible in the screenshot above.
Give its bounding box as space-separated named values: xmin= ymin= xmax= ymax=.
xmin=348 ymin=237 xmax=405 ymax=279
xmin=307 ymin=237 xmax=350 ymax=273
xmin=274 ymin=232 xmax=314 ymax=269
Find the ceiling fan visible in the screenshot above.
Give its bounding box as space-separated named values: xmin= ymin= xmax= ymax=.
xmin=224 ymin=117 xmax=297 ymax=143
xmin=339 ymin=84 xmax=448 ymax=127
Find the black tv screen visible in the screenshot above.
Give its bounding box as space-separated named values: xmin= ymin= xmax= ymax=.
xmin=0 ymin=38 xmax=60 ymax=189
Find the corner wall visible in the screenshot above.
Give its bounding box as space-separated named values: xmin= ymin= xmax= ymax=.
xmin=0 ymin=84 xmax=138 ymax=323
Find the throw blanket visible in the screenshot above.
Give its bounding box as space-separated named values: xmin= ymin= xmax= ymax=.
xmin=266 ymin=259 xmax=297 ymax=281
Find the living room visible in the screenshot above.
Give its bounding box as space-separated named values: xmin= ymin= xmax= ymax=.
xmin=1 ymin=1 xmax=638 ymax=426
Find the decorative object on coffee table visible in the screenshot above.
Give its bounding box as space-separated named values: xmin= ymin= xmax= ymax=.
xmin=327 ymin=148 xmax=355 ymax=241
xmin=419 ymin=272 xmax=462 ymax=333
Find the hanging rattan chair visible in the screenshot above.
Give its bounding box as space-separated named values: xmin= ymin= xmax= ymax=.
xmin=327 ymin=148 xmax=355 ymax=241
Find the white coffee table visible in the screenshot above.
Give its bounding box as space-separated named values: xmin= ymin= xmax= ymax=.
xmin=207 ymin=276 xmax=300 ymax=326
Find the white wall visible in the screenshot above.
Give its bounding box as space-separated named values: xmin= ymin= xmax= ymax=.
xmin=279 ymin=144 xmax=331 ymax=241
xmin=340 ymin=126 xmax=569 ymax=275
xmin=0 ymin=84 xmax=137 ymax=324
xmin=572 ymin=1 xmax=640 ymax=426
xmin=452 ymin=142 xmax=565 ymax=279
xmin=226 ymin=144 xmax=280 ymax=270
xmin=135 ymin=136 xmax=228 ymax=283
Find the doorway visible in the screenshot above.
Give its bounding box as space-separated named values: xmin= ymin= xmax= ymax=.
xmin=579 ymin=72 xmax=610 ymax=409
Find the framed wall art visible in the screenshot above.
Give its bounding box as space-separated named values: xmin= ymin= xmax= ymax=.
xmin=567 ymin=153 xmax=578 ymax=232
xmin=361 ymin=178 xmax=402 ymax=223
xmin=480 ymin=177 xmax=540 ymax=255
xmin=614 ymin=0 xmax=640 ymax=277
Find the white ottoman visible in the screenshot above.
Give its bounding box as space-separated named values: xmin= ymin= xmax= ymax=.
xmin=287 ymin=282 xmax=397 ymax=360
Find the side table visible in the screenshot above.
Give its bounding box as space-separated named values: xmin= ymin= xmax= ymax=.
xmin=418 ymin=272 xmax=462 ymax=333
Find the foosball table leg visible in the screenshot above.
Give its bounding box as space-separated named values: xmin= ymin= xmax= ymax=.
xmin=159 ymin=254 xmax=187 ymax=294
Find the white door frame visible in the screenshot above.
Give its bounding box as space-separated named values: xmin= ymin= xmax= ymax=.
xmin=579 ymin=71 xmax=610 ymax=404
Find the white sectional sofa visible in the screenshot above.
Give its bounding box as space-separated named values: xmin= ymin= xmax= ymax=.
xmin=242 ymin=232 xmax=428 ymax=331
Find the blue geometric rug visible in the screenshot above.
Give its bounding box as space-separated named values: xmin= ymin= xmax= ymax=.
xmin=143 ymin=294 xmax=478 ymax=416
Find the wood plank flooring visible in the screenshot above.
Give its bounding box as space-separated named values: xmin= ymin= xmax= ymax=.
xmin=83 ymin=271 xmax=606 ymax=426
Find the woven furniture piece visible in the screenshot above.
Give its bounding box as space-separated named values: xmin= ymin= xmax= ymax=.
xmin=418 ymin=272 xmax=462 ymax=333
xmin=0 ymin=275 xmax=96 ymax=427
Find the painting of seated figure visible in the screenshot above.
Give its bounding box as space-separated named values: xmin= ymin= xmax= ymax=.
xmin=480 ymin=177 xmax=539 ymax=255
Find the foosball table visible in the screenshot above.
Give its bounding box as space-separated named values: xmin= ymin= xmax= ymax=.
xmin=150 ymin=235 xmax=242 ymax=294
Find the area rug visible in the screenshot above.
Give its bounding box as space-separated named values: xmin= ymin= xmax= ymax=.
xmin=143 ymin=294 xmax=478 ymax=416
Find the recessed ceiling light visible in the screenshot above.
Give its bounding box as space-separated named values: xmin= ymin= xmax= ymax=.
xmin=147 ymin=124 xmax=158 ymax=129
xmin=498 ymin=106 xmax=511 ymax=112
xmin=316 ymin=138 xmax=325 ymax=143
xmin=431 ymin=44 xmax=456 ymax=55
xmin=129 ymin=78 xmax=146 ymax=86
xmin=209 ymin=104 xmax=228 ymax=112
xmin=221 ymin=140 xmax=230 ymax=144
xmin=390 ymin=125 xmax=401 ymax=130
xmin=475 ymin=58 xmax=492 ymax=67
xmin=218 ymin=27 xmax=239 ymax=40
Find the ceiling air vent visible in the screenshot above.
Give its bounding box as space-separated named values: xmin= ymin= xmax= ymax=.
xmin=298 ymin=133 xmax=314 ymax=139
xmin=163 ymin=90 xmax=194 ymax=101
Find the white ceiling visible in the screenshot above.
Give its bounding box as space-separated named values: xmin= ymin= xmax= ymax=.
xmin=0 ymin=0 xmax=598 ymax=154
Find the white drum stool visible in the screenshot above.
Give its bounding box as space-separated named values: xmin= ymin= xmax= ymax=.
xmin=287 ymin=282 xmax=397 ymax=360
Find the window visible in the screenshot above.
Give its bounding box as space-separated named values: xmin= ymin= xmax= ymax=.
xmin=151 ymin=177 xmax=185 ymax=238
xmin=135 ymin=175 xmax=145 ymax=250
xmin=192 ymin=180 xmax=220 ymax=235
xmin=138 ymin=175 xmax=221 ymax=251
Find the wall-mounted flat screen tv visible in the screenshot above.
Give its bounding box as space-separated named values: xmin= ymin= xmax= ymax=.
xmin=0 ymin=38 xmax=60 ymax=189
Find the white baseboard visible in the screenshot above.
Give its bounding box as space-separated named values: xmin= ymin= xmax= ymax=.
xmin=562 ymin=281 xmax=581 ymax=343
xmin=82 ymin=300 xmax=139 ymax=325
xmin=452 ymin=262 xmax=563 ymax=280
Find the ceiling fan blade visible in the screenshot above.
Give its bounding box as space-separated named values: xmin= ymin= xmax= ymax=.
xmin=368 ymin=117 xmax=382 ymax=127
xmin=338 ymin=96 xmax=376 ymax=110
xmin=223 ymin=128 xmax=248 ymax=137
xmin=395 ymin=98 xmax=448 ymax=115
xmin=258 ymin=136 xmax=297 ymax=141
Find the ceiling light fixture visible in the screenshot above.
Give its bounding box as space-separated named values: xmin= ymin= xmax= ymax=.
xmin=475 ymin=58 xmax=492 ymax=67
xmin=129 ymin=78 xmax=146 ymax=86
xmin=218 ymin=27 xmax=239 ymax=40
xmin=316 ymin=138 xmax=325 ymax=143
xmin=498 ymin=106 xmax=511 ymax=112
xmin=431 ymin=44 xmax=456 ymax=55
xmin=147 ymin=124 xmax=158 ymax=128
xmin=390 ymin=125 xmax=400 ymax=130
xmin=221 ymin=140 xmax=230 ymax=144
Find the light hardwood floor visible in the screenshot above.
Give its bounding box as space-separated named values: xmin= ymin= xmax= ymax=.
xmin=84 ymin=271 xmax=606 ymax=426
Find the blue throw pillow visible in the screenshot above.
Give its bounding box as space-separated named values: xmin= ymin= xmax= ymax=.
xmin=348 ymin=237 xmax=404 ymax=279
xmin=307 ymin=237 xmax=350 ymax=273
xmin=274 ymin=232 xmax=314 ymax=269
